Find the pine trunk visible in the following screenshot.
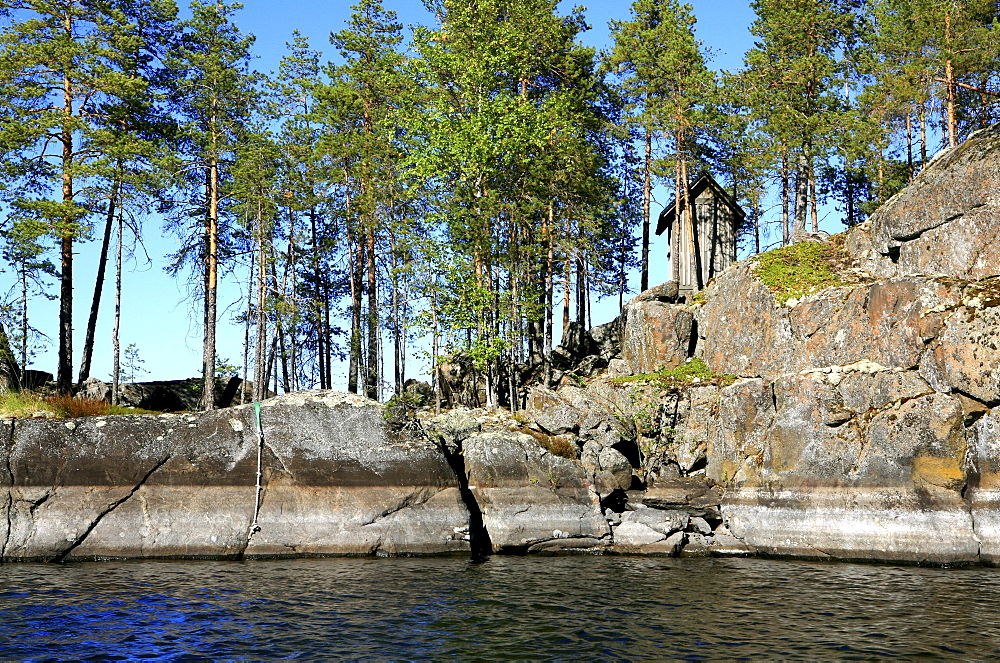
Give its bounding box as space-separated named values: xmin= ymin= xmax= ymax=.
xmin=781 ymin=153 xmax=790 ymax=246
xmin=944 ymin=12 xmax=958 ymax=148
xmin=641 ymin=129 xmax=652 ymax=292
xmin=111 ymin=210 xmax=123 ymax=405
xmin=202 ymin=156 xmax=220 ymax=411
xmin=308 ymin=208 xmax=327 ymax=389
xmin=57 ymin=66 xmax=74 ymax=394
xmin=347 ymin=234 xmax=362 ymax=394
xmin=253 ymin=204 xmax=268 ymax=401
xmin=365 ymin=228 xmax=378 ymax=401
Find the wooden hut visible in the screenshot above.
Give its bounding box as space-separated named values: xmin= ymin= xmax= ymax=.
xmin=655 ymin=173 xmax=746 ymax=298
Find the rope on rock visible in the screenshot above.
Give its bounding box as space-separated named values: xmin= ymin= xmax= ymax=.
xmin=245 ymin=400 xmax=265 ymax=550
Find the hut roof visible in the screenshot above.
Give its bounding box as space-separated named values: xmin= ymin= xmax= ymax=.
xmin=655 ymin=172 xmax=746 ymax=236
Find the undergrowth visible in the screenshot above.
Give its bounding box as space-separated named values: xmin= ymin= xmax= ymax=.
xmin=753 ymin=240 xmax=849 ymax=304
xmin=0 ymin=392 xmax=157 ymax=418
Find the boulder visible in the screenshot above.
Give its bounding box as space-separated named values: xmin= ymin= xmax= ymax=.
xmin=114 ymin=376 xmax=251 ymax=411
xmin=627 ymin=281 xmax=680 ymax=305
xmin=598 ymin=446 xmax=634 ymax=490
xmin=618 ymin=301 xmax=693 ymax=376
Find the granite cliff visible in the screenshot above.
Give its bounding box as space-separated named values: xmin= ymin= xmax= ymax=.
xmin=3 ymin=124 xmax=998 ymax=564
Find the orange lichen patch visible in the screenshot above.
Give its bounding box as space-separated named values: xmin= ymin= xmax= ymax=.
xmin=912 ymin=456 xmax=965 ymax=491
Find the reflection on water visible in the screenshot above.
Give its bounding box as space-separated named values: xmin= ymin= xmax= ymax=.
xmin=1 ymin=556 xmax=999 ymax=659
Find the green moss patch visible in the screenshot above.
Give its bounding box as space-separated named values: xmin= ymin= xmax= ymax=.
xmin=753 ymin=240 xmax=849 ymax=304
xmin=611 ymin=358 xmax=736 ymax=391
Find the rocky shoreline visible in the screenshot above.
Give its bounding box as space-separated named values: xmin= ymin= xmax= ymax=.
xmin=3 ymin=123 xmax=999 ymax=566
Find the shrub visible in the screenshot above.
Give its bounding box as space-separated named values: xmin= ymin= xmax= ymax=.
xmin=0 ymin=391 xmax=158 ymax=418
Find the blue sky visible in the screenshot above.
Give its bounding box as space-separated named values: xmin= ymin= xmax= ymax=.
xmin=18 ymin=0 xmax=766 ymax=387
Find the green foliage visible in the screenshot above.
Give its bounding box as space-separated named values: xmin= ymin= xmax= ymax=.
xmin=0 ymin=391 xmax=49 ymax=418
xmin=119 ymin=343 xmax=149 ymax=383
xmin=753 ymin=241 xmax=848 ymax=304
xmin=214 ymin=356 xmax=241 ymax=379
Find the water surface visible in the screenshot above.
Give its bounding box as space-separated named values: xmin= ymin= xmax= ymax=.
xmin=1 ymin=556 xmax=997 ymax=659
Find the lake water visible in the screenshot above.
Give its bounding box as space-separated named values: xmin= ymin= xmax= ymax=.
xmin=2 ymin=555 xmax=999 ymax=659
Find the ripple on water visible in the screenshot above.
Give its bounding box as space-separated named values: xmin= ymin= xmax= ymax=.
xmin=3 ymin=556 xmax=1000 ymax=658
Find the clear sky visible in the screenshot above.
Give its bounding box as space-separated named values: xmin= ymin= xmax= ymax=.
xmin=18 ymin=0 xmax=770 ymax=388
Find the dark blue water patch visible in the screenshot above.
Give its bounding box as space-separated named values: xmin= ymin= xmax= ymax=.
xmin=1 ymin=556 xmax=1000 ymax=659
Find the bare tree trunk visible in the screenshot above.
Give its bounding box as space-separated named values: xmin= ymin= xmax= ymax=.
xmin=641 ymin=129 xmax=652 ymax=292
xmin=431 ymin=289 xmax=440 ymax=414
xmin=793 ymin=152 xmax=809 ymax=238
xmin=285 ymin=205 xmax=298 ymax=391
xmin=253 ymin=203 xmax=268 ymax=402
xmin=241 ymin=249 xmax=252 ymax=405
xmin=920 ymin=101 xmax=928 ymax=165
xmin=111 ymin=208 xmax=123 ymax=405
xmin=308 ymin=208 xmax=327 ymax=389
xmin=18 ymin=268 xmax=28 ymax=383
xmin=562 ymin=226 xmax=571 ymax=336
xmin=391 ymin=235 xmax=403 ymax=396
xmin=944 ymin=11 xmax=958 ymax=148
xmin=809 ymin=167 xmax=819 ymax=233
xmin=347 ymin=232 xmax=362 ymax=394
xmin=781 ymin=152 xmax=790 ymax=246
xmin=57 ymin=63 xmax=74 ymax=395
xmin=78 ymin=170 xmax=120 ymax=386
xmin=906 ymin=113 xmax=915 ymax=181
xmin=543 ymin=203 xmax=554 ymax=356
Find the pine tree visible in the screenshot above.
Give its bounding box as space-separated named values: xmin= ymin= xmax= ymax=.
xmin=607 ymin=0 xmax=714 ymax=289
xmin=742 ymin=0 xmax=854 ymax=236
xmin=324 ymin=0 xmax=410 ymax=400
xmin=0 ymin=0 xmax=174 ymax=392
xmin=162 ymin=0 xmax=255 ymax=410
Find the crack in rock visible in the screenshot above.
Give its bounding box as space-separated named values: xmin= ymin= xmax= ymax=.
xmin=50 ymin=454 xmax=171 ymax=563
xmin=360 ymin=490 xmax=434 ymax=527
xmin=2 ymin=419 xmax=15 ymax=561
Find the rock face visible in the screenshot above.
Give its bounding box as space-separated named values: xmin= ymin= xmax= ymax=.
xmin=644 ymin=127 xmax=1000 ymax=565
xmin=1 ymin=392 xmax=471 ymax=560
xmin=463 ymin=431 xmax=610 ymax=553
xmin=848 ymin=124 xmax=1000 ymax=280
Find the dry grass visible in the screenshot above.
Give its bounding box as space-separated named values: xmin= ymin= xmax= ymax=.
xmin=524 ymin=428 xmax=579 ymax=459
xmin=0 ymin=391 xmax=157 ymax=418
